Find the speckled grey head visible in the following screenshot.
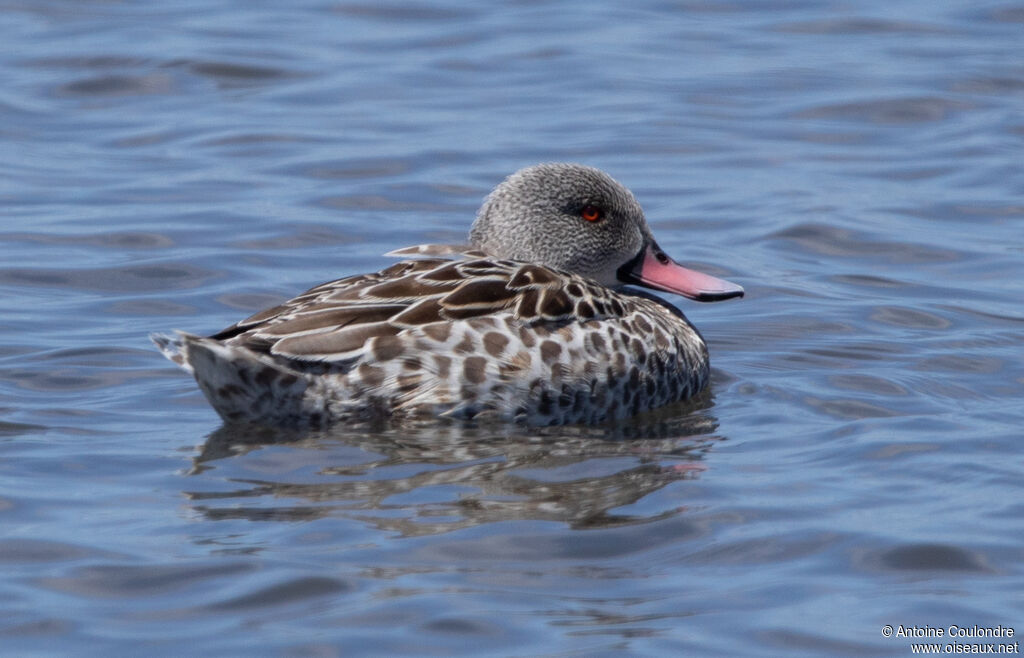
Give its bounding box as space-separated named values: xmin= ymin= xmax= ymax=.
xmin=469 ymin=163 xmax=745 ymax=302
xmin=469 ymin=163 xmax=650 ymax=286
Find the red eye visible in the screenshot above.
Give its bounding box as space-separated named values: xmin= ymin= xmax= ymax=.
xmin=581 ymin=205 xmax=602 ymax=222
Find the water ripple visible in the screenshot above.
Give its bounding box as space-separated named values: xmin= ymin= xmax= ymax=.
xmin=0 ymin=263 xmax=217 ymax=293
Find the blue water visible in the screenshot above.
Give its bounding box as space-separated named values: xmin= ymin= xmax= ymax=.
xmin=2 ymin=0 xmax=1022 ymax=655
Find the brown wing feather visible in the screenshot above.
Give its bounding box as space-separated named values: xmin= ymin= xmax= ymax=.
xmin=215 ymin=252 xmax=616 ymax=364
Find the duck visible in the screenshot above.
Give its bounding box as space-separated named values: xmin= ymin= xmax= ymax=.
xmin=152 ymin=163 xmax=743 ymax=426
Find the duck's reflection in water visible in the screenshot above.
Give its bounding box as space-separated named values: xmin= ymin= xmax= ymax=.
xmin=184 ymin=393 xmax=725 ymax=536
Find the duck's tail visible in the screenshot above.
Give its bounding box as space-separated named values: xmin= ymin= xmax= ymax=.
xmin=151 ymin=331 xmax=194 ymax=373
xmin=150 ymin=331 xmax=313 ymax=425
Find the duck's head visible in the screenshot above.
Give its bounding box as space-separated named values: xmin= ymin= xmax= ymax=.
xmin=469 ymin=163 xmax=744 ymax=302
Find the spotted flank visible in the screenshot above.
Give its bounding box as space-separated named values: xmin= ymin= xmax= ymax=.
xmin=153 ymin=163 xmax=743 ymax=426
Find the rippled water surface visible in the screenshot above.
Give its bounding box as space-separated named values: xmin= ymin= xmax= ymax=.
xmin=3 ymin=0 xmax=1023 ymax=655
